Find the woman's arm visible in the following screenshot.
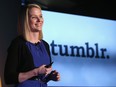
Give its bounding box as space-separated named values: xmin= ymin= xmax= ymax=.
xmin=4 ymin=39 xmax=20 ymax=84
xmin=18 ymin=65 xmax=52 ymax=83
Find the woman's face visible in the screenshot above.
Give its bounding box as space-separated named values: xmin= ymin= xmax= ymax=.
xmin=28 ymin=7 xmax=43 ymax=32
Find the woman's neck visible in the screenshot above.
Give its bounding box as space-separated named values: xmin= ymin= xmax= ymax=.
xmin=29 ymin=32 xmax=40 ymax=43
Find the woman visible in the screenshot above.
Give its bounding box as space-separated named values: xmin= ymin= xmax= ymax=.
xmin=4 ymin=4 xmax=60 ymax=87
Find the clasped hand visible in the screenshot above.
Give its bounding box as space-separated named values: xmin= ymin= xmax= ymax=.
xmin=34 ymin=65 xmax=60 ymax=81
xmin=35 ymin=65 xmax=52 ymax=75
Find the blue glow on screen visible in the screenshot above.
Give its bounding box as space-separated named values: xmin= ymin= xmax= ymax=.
xmin=42 ymin=10 xmax=116 ymax=86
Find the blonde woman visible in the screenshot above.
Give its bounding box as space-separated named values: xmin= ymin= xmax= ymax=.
xmin=4 ymin=4 xmax=60 ymax=87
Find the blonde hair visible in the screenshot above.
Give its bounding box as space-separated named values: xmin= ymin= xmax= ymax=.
xmin=18 ymin=4 xmax=43 ymax=41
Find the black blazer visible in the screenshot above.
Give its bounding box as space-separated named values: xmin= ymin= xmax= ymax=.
xmin=4 ymin=35 xmax=51 ymax=84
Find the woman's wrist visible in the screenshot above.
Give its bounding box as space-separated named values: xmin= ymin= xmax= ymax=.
xmin=33 ymin=68 xmax=38 ymax=76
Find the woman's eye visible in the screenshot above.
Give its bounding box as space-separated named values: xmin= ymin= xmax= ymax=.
xmin=40 ymin=15 xmax=43 ymax=18
xmin=32 ymin=17 xmax=37 ymax=19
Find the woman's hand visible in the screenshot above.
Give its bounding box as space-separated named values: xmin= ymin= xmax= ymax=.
xmin=35 ymin=65 xmax=52 ymax=75
xmin=49 ymin=70 xmax=60 ymax=81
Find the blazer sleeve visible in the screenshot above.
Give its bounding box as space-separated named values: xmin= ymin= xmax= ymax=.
xmin=4 ymin=39 xmax=20 ymax=84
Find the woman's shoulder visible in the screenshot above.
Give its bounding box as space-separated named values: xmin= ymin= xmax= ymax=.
xmin=42 ymin=39 xmax=49 ymax=46
xmin=10 ymin=35 xmax=26 ymax=46
xmin=7 ymin=35 xmax=26 ymax=51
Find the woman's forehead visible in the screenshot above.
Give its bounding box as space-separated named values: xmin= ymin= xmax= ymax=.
xmin=28 ymin=7 xmax=42 ymax=15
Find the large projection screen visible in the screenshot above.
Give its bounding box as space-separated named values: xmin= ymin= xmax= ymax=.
xmin=42 ymin=10 xmax=116 ymax=86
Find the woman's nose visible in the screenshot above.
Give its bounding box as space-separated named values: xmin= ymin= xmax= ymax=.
xmin=37 ymin=18 xmax=40 ymax=22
